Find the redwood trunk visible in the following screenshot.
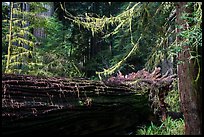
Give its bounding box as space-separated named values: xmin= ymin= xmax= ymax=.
xmin=176 ymin=2 xmax=202 ymax=135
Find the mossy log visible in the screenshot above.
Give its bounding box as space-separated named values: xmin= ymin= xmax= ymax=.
xmin=2 ymin=73 xmax=151 ymax=135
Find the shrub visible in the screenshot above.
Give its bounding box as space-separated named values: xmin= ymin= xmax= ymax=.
xmin=137 ymin=116 xmax=184 ymax=135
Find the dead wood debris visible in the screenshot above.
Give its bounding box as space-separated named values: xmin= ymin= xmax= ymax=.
xmin=105 ymin=67 xmax=177 ymax=120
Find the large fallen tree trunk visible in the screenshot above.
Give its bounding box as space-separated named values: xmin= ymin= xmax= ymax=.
xmin=2 ymin=73 xmax=151 ymax=135
xmin=2 ymin=67 xmax=176 ymax=135
xmin=2 ymin=73 xmax=146 ymax=118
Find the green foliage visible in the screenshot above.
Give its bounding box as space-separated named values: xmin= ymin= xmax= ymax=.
xmin=3 ymin=2 xmax=47 ymax=74
xmin=104 ymin=2 xmax=175 ymax=75
xmin=145 ymin=2 xmax=202 ymax=76
xmin=2 ymin=3 xmax=83 ymax=77
xmin=166 ymin=2 xmax=202 ymax=83
xmin=165 ymin=80 xmax=181 ymax=112
xmin=137 ymin=80 xmax=183 ymax=135
xmin=3 ymin=2 xmax=201 ymax=81
xmin=97 ymin=37 xmax=141 ymax=79
xmin=2 ymin=3 xmax=9 ymax=51
xmin=144 ymin=2 xmax=175 ymax=71
xmin=2 ymin=3 xmax=10 ymax=72
xmin=168 ymin=3 xmax=202 ymax=53
xmin=35 ymin=15 xmax=84 ymax=77
xmin=61 ymin=2 xmax=180 ymax=79
xmin=181 ymin=2 xmax=202 ymax=82
xmin=137 ymin=116 xmax=184 ymax=135
xmin=61 ymin=3 xmax=145 ymax=78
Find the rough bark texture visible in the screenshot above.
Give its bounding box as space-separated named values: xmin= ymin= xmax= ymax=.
xmin=2 ymin=73 xmax=140 ymax=118
xmin=176 ymin=2 xmax=202 ymax=135
xmin=2 ymin=67 xmax=176 ymax=135
xmin=2 ymin=73 xmax=150 ymax=135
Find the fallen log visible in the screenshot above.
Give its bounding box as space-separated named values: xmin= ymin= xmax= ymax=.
xmin=2 ymin=73 xmax=151 ymax=135
xmin=2 ymin=67 xmax=176 ymax=135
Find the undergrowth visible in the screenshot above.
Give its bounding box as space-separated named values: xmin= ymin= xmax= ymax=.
xmin=137 ymin=116 xmax=184 ymax=135
xmin=136 ymin=80 xmax=184 ymax=135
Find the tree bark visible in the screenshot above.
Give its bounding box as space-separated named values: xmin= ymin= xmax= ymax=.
xmin=2 ymin=73 xmax=150 ymax=135
xmin=2 ymin=67 xmax=176 ymax=135
xmin=176 ymin=2 xmax=202 ymax=135
xmin=106 ymin=2 xmax=113 ymax=57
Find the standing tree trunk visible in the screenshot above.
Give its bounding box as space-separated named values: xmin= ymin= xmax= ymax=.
xmin=5 ymin=2 xmax=14 ymax=74
xmin=33 ymin=2 xmax=54 ymax=38
xmin=106 ymin=2 xmax=113 ymax=57
xmin=176 ymin=2 xmax=202 ymax=135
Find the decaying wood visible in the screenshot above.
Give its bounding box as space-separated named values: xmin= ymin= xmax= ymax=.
xmin=2 ymin=73 xmax=151 ymax=135
xmin=2 ymin=73 xmax=140 ymax=120
xmin=105 ymin=67 xmax=176 ymax=87
xmin=105 ymin=67 xmax=177 ymax=120
xmin=2 ymin=67 xmax=176 ymax=135
xmin=2 ymin=67 xmax=176 ymax=120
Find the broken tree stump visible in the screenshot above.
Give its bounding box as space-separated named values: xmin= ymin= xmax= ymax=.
xmin=104 ymin=67 xmax=177 ymax=120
